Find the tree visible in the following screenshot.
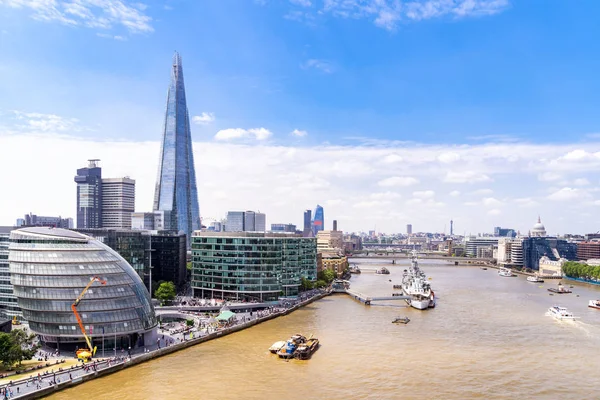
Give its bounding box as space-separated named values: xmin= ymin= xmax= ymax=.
xmin=317 ymin=269 xmax=336 ymax=284
xmin=314 ymin=280 xmax=327 ymax=288
xmin=155 ymin=281 xmax=176 ymax=305
xmin=300 ymin=277 xmax=314 ymax=291
xmin=186 ymin=262 xmax=192 ymax=271
xmin=0 ymin=330 xmax=39 ymax=368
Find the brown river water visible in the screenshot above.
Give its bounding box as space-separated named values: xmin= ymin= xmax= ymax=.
xmin=48 ymin=259 xmax=600 ymax=400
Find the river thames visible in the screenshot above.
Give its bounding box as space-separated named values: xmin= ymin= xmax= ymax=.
xmin=50 ymin=259 xmax=600 ymax=400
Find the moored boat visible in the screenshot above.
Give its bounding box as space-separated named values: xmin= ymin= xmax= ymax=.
xmin=276 ymin=334 xmax=307 ymax=359
xmin=392 ymin=316 xmax=410 ymax=324
xmin=527 ymin=275 xmax=544 ymax=283
xmin=376 ymin=267 xmax=390 ymax=275
xmin=588 ymin=300 xmax=600 ymax=310
xmin=498 ymin=268 xmax=515 ymax=277
xmin=268 ymin=341 xmax=286 ymax=354
xmin=548 ymin=283 xmax=572 ymax=294
xmin=548 ymin=306 xmax=576 ymax=321
xmin=295 ymin=337 xmax=319 ymax=360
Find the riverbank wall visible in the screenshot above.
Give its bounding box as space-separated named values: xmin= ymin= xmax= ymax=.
xmin=18 ymin=292 xmax=329 ymax=400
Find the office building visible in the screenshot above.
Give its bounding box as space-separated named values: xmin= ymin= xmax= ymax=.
xmin=576 ymin=242 xmax=600 ymax=261
xmin=0 ymin=227 xmax=20 ymax=320
xmin=74 ymin=159 xmax=102 ymax=229
xmin=311 ymin=205 xmax=324 ymax=237
xmin=209 ymin=221 xmax=222 ymax=232
xmin=131 ymin=211 xmax=171 ymax=231
xmin=191 ymin=232 xmax=317 ymax=300
xmin=150 ymin=231 xmax=187 ymax=289
xmin=317 ymin=230 xmax=344 ymax=253
xmin=75 ymin=229 xmax=149 ymax=281
xmin=465 ymin=237 xmax=500 ymax=257
xmin=333 ymin=220 xmax=338 ymax=231
xmin=271 ymin=223 xmax=296 ymax=233
xmin=407 ymin=224 xmax=412 ymax=235
xmin=254 ymin=213 xmax=266 ymax=232
xmin=225 ymin=211 xmax=266 ymax=232
xmin=101 ymin=177 xmax=135 ymax=229
xmin=9 ymin=227 xmax=157 ymax=349
xmin=450 ymin=220 xmax=453 ymax=235
xmin=303 ymin=210 xmax=312 ymax=237
xmin=153 ymin=52 xmax=201 ymax=247
xmin=522 ymin=237 xmax=576 ymax=271
xmin=494 ymin=226 xmax=516 ymax=238
xmin=244 ymin=211 xmax=255 ymax=232
xmin=20 ymin=213 xmax=73 ymax=229
xmin=225 ymin=211 xmax=245 ymax=232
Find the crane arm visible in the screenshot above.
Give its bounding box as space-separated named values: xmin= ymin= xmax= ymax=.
xmin=72 ymin=276 xmax=107 ymax=356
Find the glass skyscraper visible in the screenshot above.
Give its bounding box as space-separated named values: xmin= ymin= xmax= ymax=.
xmin=153 ymin=52 xmax=201 ymax=246
xmin=312 ymin=205 xmax=324 ymax=236
xmin=74 ymin=159 xmax=102 ymax=229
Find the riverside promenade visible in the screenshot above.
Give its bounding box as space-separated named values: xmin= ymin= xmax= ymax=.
xmin=7 ymin=289 xmax=329 ymax=400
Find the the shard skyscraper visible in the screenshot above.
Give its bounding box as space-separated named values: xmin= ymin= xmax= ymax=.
xmin=153 ymin=52 xmax=201 ymax=246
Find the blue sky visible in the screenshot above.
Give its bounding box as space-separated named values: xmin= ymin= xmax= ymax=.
xmin=2 ymin=0 xmax=600 ymax=234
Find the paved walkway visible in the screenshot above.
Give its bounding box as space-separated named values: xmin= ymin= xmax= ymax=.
xmin=5 ymin=290 xmax=327 ymax=399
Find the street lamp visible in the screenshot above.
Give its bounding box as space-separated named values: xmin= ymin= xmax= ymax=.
xmin=145 ymin=241 xmax=156 ymax=297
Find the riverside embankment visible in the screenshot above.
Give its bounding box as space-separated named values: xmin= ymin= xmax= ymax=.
xmin=13 ymin=291 xmax=329 ymax=400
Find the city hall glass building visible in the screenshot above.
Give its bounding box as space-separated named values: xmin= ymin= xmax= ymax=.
xmin=8 ymin=227 xmax=157 ymax=349
xmin=191 ymin=232 xmax=317 ymax=301
xmin=153 ymin=52 xmax=200 ymax=247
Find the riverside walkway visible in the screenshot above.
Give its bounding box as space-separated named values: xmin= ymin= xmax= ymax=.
xmin=8 ymin=289 xmax=328 ymax=400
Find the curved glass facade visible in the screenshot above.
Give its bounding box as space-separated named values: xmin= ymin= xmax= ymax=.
xmin=8 ymin=227 xmax=157 ymax=346
xmin=191 ymin=232 xmax=317 ymax=301
xmin=312 ymin=205 xmax=324 ymax=236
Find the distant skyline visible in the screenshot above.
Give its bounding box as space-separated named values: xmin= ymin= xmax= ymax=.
xmin=2 ymin=1 xmax=600 ymax=234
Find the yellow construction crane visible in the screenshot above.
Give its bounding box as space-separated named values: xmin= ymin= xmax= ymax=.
xmin=72 ymin=276 xmax=106 ymax=361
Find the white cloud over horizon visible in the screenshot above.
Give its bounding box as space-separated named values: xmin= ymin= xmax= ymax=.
xmin=2 ymin=130 xmax=600 ymax=235
xmin=192 ymin=112 xmax=215 ymax=124
xmin=214 ymin=127 xmax=272 ymax=141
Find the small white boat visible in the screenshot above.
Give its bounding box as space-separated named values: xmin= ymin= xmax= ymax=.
xmin=527 ymin=275 xmax=544 ymax=283
xmin=548 ymin=306 xmax=576 ymax=321
xmin=498 ymin=268 xmax=515 ymax=277
xmin=588 ymin=300 xmax=600 ymax=310
xmin=268 ymin=341 xmax=286 ymax=354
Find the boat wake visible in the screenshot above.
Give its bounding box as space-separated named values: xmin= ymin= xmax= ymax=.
xmin=571 ymin=320 xmax=600 ymax=339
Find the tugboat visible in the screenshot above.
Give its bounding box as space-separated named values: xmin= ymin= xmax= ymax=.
xmin=295 ymin=337 xmax=320 ymax=360
xmin=277 ymin=334 xmax=307 ymax=359
xmin=376 ymin=267 xmax=390 ymax=275
xmin=349 ymin=265 xmax=361 ymax=274
xmin=548 ymin=283 xmax=572 ymax=294
xmin=392 ymin=316 xmax=410 ymax=324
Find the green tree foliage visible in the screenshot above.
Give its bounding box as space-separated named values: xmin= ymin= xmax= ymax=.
xmin=155 ymin=281 xmax=177 ymax=305
xmin=300 ymin=277 xmax=314 ymax=291
xmin=314 ymin=280 xmax=327 ymax=288
xmin=186 ymin=319 xmax=194 ymax=327
xmin=186 ymin=262 xmax=192 ymax=271
xmin=317 ymin=269 xmax=336 ymax=284
xmin=562 ymin=261 xmax=600 ymax=280
xmin=0 ymin=330 xmax=40 ymax=368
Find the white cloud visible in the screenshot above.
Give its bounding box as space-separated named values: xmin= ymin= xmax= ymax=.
xmin=192 ymin=112 xmax=215 ymax=124
xmin=573 ymin=178 xmax=590 ymax=186
xmin=443 ymin=171 xmax=491 ymax=183
xmin=290 ymin=0 xmax=311 ymax=6
xmin=214 ymin=127 xmax=272 ymax=141
xmin=291 ymin=129 xmax=308 ymax=137
xmin=96 ymin=33 xmax=126 ymax=41
xmin=301 ymin=59 xmax=333 ymax=73
xmin=382 ymin=153 xmax=402 ymax=163
xmin=377 ymin=176 xmax=419 ymax=187
xmin=538 ymin=172 xmax=562 ymax=182
xmin=547 ymin=187 xmax=588 ymax=202
xmin=437 ymin=152 xmax=461 ymax=163
xmin=470 ymin=188 xmax=493 ymax=195
xmin=0 ymin=0 xmax=153 ymax=34
xmin=11 ymin=111 xmax=80 ymax=132
xmin=319 ymin=0 xmax=509 ymax=31
xmin=481 ymin=197 xmax=502 ymax=207
xmin=412 ymin=190 xmax=435 ymax=199
xmin=488 ymin=209 xmax=501 ymax=216
xmin=6 ymin=125 xmax=600 ymax=234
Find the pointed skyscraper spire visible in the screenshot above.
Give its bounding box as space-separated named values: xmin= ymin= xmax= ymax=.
xmin=154 ymin=52 xmax=201 ymax=247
